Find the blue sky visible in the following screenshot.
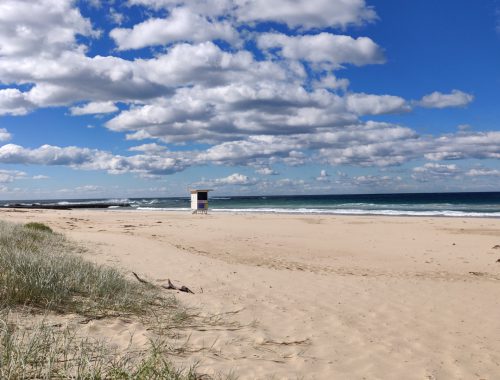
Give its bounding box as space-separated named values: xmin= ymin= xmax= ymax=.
xmin=0 ymin=0 xmax=499 ymax=199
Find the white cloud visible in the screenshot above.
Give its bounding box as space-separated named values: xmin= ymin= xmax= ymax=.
xmin=0 ymin=0 xmax=97 ymax=58
xmin=109 ymin=8 xmax=125 ymax=25
xmin=70 ymin=101 xmax=119 ymax=116
xmin=466 ymin=168 xmax=500 ymax=177
xmin=198 ymin=135 xmax=303 ymax=165
xmin=2 ymin=128 xmax=500 ymax=181
xmin=56 ymin=184 xmax=105 ymax=194
xmin=236 ymin=0 xmax=376 ymax=29
xmin=105 ymin=82 xmax=359 ymax=143
xmin=418 ymin=90 xmax=473 ymax=109
xmin=128 ymin=143 xmax=168 ymax=153
xmin=111 ymin=7 xmax=238 ymax=50
xmin=0 ymin=89 xmax=35 ymax=116
xmin=312 ymin=74 xmax=350 ymax=91
xmin=255 ymin=167 xmax=278 ymax=175
xmin=258 ymin=33 xmax=384 ymax=68
xmin=425 ymin=132 xmax=500 ymax=161
xmin=0 ymin=143 xmax=189 ymax=176
xmin=411 ymin=162 xmax=460 ymax=182
xmin=32 ymin=174 xmax=49 ymax=180
xmin=214 ymin=173 xmax=257 ymax=185
xmin=316 ymin=169 xmax=329 ymax=181
xmin=129 ymin=0 xmax=377 ymax=29
xmin=0 ymin=128 xmax=12 ymax=142
xmin=350 ymin=174 xmax=400 ymax=187
xmin=0 ymin=0 xmax=492 ymax=188
xmin=457 ymin=124 xmax=471 ymax=131
xmin=346 ymin=93 xmax=410 ymax=115
xmin=0 ymin=169 xmax=27 ymax=183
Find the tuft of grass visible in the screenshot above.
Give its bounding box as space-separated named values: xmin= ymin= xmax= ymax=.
xmin=0 ymin=220 xmax=220 ymax=379
xmin=0 ymin=314 xmax=200 ymax=379
xmin=0 ymin=220 xmax=169 ymax=316
xmin=24 ymin=222 xmax=53 ymax=233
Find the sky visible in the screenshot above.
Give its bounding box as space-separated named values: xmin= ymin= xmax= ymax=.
xmin=0 ymin=0 xmax=499 ymax=199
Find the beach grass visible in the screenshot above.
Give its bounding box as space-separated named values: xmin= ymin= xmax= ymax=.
xmin=0 ymin=221 xmax=166 ymax=316
xmin=0 ymin=220 xmax=202 ymax=379
xmin=0 ymin=315 xmax=200 ymax=379
xmin=23 ymin=222 xmax=53 ymax=233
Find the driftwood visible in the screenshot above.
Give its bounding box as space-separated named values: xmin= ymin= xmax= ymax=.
xmin=163 ymin=279 xmax=195 ymax=294
xmin=132 ymin=271 xmax=149 ymax=284
xmin=132 ymin=272 xmax=194 ymax=294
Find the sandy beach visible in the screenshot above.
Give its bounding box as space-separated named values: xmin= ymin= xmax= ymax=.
xmin=2 ymin=208 xmax=500 ymax=379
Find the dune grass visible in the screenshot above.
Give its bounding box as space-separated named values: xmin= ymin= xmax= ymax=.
xmin=0 ymin=220 xmax=204 ymax=379
xmin=0 ymin=314 xmax=200 ymax=379
xmin=24 ymin=222 xmax=53 ymax=233
xmin=0 ymin=221 xmax=165 ymax=316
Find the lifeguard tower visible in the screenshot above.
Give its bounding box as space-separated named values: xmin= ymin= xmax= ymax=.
xmin=190 ymin=189 xmax=212 ymax=214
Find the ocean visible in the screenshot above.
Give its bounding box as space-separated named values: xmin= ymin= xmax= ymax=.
xmin=4 ymin=192 xmax=500 ymax=217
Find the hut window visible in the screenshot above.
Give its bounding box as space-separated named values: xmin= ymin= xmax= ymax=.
xmin=197 ymin=192 xmax=208 ymax=201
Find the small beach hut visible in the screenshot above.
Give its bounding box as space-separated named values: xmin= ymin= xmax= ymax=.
xmin=190 ymin=189 xmax=212 ymax=214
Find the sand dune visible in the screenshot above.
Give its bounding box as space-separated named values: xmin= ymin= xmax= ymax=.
xmin=3 ymin=209 xmax=500 ymax=379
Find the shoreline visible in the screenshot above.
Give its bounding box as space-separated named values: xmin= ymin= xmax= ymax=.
xmin=2 ymin=208 xmax=500 ymax=378
xmin=112 ymin=207 xmax=500 ymax=219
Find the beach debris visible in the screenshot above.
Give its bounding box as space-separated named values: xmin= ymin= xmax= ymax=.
xmin=469 ymin=271 xmax=485 ymax=276
xmin=496 ymin=259 xmax=500 ymax=263
xmin=132 ymin=271 xmax=150 ymax=284
xmin=261 ymin=338 xmax=311 ymax=346
xmin=132 ymin=272 xmax=194 ymax=294
xmin=492 ymin=245 xmax=500 ymax=249
xmin=162 ymin=279 xmax=195 ymax=294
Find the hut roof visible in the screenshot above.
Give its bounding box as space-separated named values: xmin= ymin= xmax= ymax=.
xmin=189 ymin=189 xmax=213 ymax=194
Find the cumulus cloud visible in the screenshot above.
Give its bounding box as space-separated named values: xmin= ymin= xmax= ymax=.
xmin=129 ymin=0 xmax=377 ymax=29
xmin=255 ymin=167 xmax=278 ymax=175
xmin=0 ymin=143 xmax=189 ymax=176
xmin=0 ymin=0 xmax=491 ymax=190
xmin=128 ymin=143 xmax=168 ymax=153
xmin=466 ymin=168 xmax=500 ymax=177
xmin=418 ymin=90 xmax=474 ymax=109
xmin=312 ymin=74 xmax=350 ymax=91
xmin=258 ymin=33 xmax=384 ymax=68
xmin=0 ymin=0 xmax=97 ymax=58
xmin=424 ymin=132 xmax=500 ymax=161
xmin=316 ymin=169 xmax=329 ymax=181
xmin=70 ymin=101 xmax=119 ymax=116
xmin=214 ymin=173 xmax=257 ymax=185
xmin=411 ymin=163 xmax=460 ymax=182
xmin=105 ymin=81 xmax=360 ymax=143
xmin=0 ymin=169 xmax=27 ymax=183
xmin=0 ymin=89 xmax=35 ymax=116
xmin=345 ymin=93 xmax=410 ymax=115
xmin=111 ymin=7 xmax=238 ymax=50
xmin=0 ymin=128 xmax=12 ymax=142
xmin=3 ymin=125 xmax=500 ymax=180
xmin=350 ymin=174 xmax=401 ymax=187
xmin=236 ymin=0 xmax=376 ymax=29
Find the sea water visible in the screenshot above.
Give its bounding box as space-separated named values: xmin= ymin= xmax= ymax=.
xmin=4 ymin=192 xmax=500 ymax=217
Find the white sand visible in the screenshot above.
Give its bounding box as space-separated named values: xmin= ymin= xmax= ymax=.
xmin=3 ymin=209 xmax=500 ymax=379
